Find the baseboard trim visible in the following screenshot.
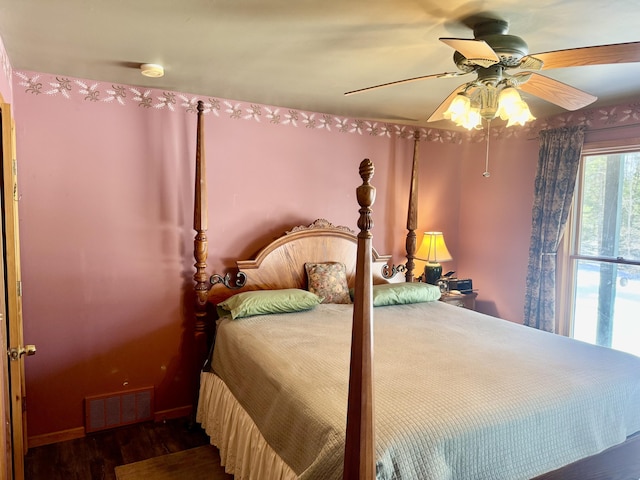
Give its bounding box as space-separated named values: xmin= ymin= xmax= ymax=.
xmin=27 ymin=405 xmax=193 ymax=448
xmin=154 ymin=405 xmax=193 ymax=422
xmin=28 ymin=427 xmax=85 ymax=448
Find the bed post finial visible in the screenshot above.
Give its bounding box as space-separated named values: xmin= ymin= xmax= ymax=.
xmin=194 ymin=100 xmax=209 ymax=347
xmin=344 ymin=158 xmax=376 ymax=480
xmin=356 ymin=158 xmax=375 ymax=234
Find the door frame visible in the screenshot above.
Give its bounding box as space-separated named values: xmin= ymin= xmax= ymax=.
xmin=1 ymin=99 xmax=26 ymax=480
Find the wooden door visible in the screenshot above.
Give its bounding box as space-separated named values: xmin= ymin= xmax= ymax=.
xmin=1 ymin=100 xmax=28 ymax=480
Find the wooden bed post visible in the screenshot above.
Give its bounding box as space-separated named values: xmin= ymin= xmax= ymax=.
xmin=405 ymin=131 xmax=420 ymax=283
xmin=381 ymin=131 xmax=420 ymax=282
xmin=343 ymin=159 xmax=376 ymax=480
xmin=193 ymin=100 xmax=209 ymax=354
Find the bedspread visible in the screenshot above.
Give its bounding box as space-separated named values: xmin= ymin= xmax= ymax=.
xmin=206 ymin=302 xmax=640 ymax=480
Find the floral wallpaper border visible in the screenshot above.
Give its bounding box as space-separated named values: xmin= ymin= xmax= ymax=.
xmin=13 ymin=70 xmax=640 ymax=144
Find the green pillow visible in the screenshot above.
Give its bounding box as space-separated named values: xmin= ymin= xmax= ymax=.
xmin=218 ymin=288 xmax=322 ymax=319
xmin=372 ymin=282 xmax=441 ymax=307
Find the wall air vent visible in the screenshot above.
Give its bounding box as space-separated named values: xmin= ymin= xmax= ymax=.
xmin=84 ymin=386 xmax=154 ymax=433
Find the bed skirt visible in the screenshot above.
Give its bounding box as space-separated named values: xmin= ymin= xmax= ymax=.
xmin=196 ymin=371 xmax=298 ymax=480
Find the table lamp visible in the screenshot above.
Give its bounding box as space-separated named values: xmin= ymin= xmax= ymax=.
xmin=415 ymin=232 xmax=452 ymax=284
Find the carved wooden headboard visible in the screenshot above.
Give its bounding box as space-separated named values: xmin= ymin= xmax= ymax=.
xmin=207 ymin=218 xmax=394 ymax=306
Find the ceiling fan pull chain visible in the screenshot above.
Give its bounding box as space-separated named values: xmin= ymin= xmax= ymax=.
xmin=483 ymin=120 xmax=491 ymax=178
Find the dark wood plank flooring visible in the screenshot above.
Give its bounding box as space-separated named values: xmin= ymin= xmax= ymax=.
xmin=25 ymin=417 xmax=211 ymax=480
xmin=25 ymin=418 xmax=640 ymax=479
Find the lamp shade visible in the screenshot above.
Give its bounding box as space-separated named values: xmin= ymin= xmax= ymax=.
xmin=442 ymin=84 xmax=535 ymax=130
xmin=443 ymin=94 xmax=470 ymax=123
xmin=415 ymin=232 xmax=452 ymax=284
xmin=415 ymin=232 xmax=452 ymax=264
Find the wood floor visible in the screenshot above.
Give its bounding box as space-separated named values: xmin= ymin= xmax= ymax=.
xmin=25 ymin=417 xmax=212 ymax=480
xmin=25 ymin=417 xmax=640 ymax=479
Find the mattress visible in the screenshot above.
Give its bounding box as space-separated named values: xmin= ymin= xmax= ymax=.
xmin=197 ymin=301 xmax=640 ymax=480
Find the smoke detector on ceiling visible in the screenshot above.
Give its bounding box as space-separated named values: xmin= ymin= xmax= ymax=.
xmin=140 ymin=63 xmax=164 ymax=78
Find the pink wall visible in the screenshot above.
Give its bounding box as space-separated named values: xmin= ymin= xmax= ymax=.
xmin=457 ymin=134 xmax=539 ymax=322
xmin=12 ymin=71 xmax=468 ymax=438
xmin=10 ymin=66 xmax=640 ymax=441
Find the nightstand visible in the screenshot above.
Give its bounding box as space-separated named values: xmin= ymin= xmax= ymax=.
xmin=439 ymin=291 xmax=477 ymax=310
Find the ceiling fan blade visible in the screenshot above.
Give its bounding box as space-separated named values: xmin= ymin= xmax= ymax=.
xmin=515 ymin=72 xmax=597 ymax=111
xmin=439 ymin=38 xmax=500 ymax=68
xmin=426 ymin=84 xmax=467 ymax=122
xmin=344 ymin=71 xmax=468 ymax=96
xmin=525 ymin=41 xmax=640 ymax=70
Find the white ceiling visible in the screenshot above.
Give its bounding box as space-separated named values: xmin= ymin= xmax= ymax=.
xmin=1 ymin=0 xmax=640 ymax=129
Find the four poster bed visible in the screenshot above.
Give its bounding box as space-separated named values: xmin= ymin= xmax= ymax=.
xmin=191 ymin=102 xmax=640 ymax=479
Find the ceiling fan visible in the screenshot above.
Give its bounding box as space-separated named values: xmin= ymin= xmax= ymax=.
xmin=345 ymin=19 xmax=640 ymax=129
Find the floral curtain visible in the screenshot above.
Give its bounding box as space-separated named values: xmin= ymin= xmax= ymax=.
xmin=524 ymin=125 xmax=585 ymax=332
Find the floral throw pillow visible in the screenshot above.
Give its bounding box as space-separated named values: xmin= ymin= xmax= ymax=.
xmin=305 ymin=262 xmax=352 ymax=304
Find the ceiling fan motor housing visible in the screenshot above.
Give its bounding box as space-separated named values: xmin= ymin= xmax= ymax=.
xmin=482 ymin=33 xmax=529 ymax=66
xmin=454 ymin=20 xmax=530 ymax=70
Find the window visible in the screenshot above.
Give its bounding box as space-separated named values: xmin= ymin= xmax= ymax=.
xmin=563 ymin=141 xmax=640 ymax=357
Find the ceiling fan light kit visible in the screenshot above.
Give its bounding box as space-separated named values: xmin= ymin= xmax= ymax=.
xmin=443 ymin=84 xmax=535 ymax=130
xmin=345 ymin=18 xmax=640 ymax=130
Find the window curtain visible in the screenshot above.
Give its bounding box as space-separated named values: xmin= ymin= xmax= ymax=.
xmin=524 ymin=125 xmax=585 ymax=332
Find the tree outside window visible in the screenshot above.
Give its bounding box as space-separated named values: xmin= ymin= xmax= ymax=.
xmin=570 ymin=148 xmax=640 ymax=357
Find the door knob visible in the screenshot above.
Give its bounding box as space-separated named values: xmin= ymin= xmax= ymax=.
xmin=7 ymin=344 xmax=36 ymax=361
